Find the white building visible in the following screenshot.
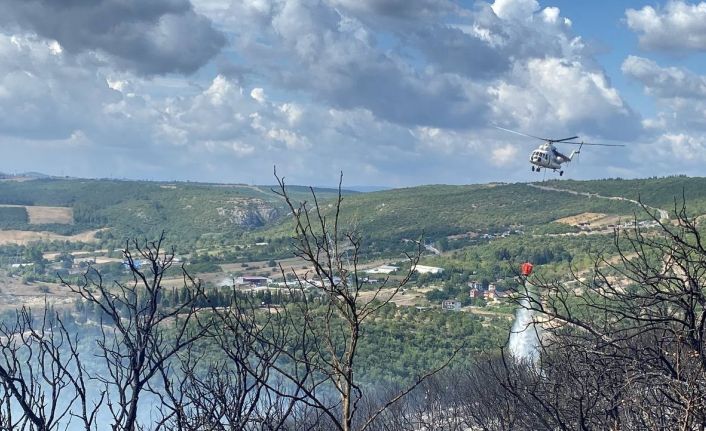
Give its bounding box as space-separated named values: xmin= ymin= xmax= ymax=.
xmin=442 ymin=300 xmax=461 ymax=311
xmin=414 ymin=265 xmax=444 ymax=275
xmin=235 ymin=276 xmax=272 ymax=286
xmin=365 ymin=265 xmax=399 ymax=274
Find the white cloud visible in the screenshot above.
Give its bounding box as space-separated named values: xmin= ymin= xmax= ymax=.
xmin=194 ymin=0 xmax=593 ymax=132
xmin=491 ymin=144 xmax=519 ymax=166
xmin=279 ymin=103 xmax=303 ymax=125
xmin=204 ymin=75 xmax=239 ymax=106
xmin=490 ymin=58 xmax=639 ymax=139
xmin=659 ymin=133 xmax=706 ymax=161
xmin=541 ymin=7 xmax=560 ymax=24
xmin=0 ymin=33 xmax=121 ymax=140
xmin=622 ymin=55 xmax=706 ymax=99
xmin=48 ymin=40 xmax=62 ymax=55
xmin=266 ymin=128 xmax=310 ymax=150
xmin=616 ymin=53 xmax=706 ymax=177
xmin=491 ymin=0 xmax=539 ymax=21
xmin=250 ymin=87 xmax=266 ymax=103
xmin=626 ymin=1 xmax=706 ymax=52
xmin=623 ymin=56 xmax=706 ymax=131
xmin=106 ymin=78 xmax=130 ymax=92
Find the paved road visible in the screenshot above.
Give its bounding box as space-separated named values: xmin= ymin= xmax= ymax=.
xmin=527 ymin=183 xmax=669 ymax=222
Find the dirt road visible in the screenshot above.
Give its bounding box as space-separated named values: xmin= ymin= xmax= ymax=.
xmin=528 ymin=184 xmax=669 ymax=222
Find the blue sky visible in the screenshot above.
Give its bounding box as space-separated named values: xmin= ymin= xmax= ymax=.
xmin=0 ymin=0 xmax=705 ymax=186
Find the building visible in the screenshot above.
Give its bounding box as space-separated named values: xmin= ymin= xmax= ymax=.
xmin=304 ymin=276 xmax=342 ymax=288
xmin=365 ymin=265 xmax=399 ymax=274
xmin=469 ymin=288 xmax=481 ymax=299
xmin=442 ymin=300 xmax=462 ymax=311
xmin=467 ymin=281 xmax=482 ymax=290
xmin=236 ymin=276 xmax=272 ymax=286
xmin=414 ymin=265 xmax=444 ymax=275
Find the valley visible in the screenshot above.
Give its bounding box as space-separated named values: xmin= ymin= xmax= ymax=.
xmin=1 ymin=175 xmax=703 ymax=321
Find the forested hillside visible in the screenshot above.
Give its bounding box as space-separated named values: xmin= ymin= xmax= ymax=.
xmin=0 ymin=175 xmax=703 ymax=254
xmin=256 ymin=176 xmax=706 ymax=245
xmin=0 ymin=178 xmax=346 ymax=246
xmin=542 ymin=176 xmax=706 ymax=212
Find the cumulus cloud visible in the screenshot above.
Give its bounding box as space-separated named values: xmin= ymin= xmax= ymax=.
xmin=191 ymin=0 xmax=623 ymax=137
xmin=0 ymin=33 xmax=120 ymax=139
xmin=622 ymin=55 xmax=706 ymax=99
xmin=623 ymin=56 xmax=706 ymax=130
xmin=491 ymin=58 xmax=640 ymax=139
xmin=491 ymin=0 xmax=540 ymax=21
xmin=0 ymin=0 xmax=225 ymax=75
xmin=264 ymin=0 xmax=491 ymax=128
xmin=155 ymin=75 xmax=318 ymax=160
xmin=620 ymin=55 xmax=706 ymax=177
xmin=626 ymin=1 xmax=706 ymax=52
xmin=659 ymin=133 xmax=706 ymax=161
xmin=156 ymin=75 xmax=258 ymax=146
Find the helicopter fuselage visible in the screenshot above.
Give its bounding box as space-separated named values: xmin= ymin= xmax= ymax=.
xmin=530 ymin=143 xmax=575 ymax=173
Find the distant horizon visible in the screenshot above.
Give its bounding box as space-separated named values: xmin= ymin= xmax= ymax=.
xmin=1 ymin=170 xmax=700 ymax=192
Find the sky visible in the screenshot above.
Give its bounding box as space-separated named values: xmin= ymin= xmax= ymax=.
xmin=1 ymin=0 xmax=705 ymax=187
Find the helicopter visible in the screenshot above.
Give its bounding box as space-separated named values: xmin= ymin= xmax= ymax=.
xmin=495 ymin=126 xmax=624 ymax=176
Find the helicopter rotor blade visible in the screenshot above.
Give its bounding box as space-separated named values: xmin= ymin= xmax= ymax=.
xmin=494 ymin=126 xmax=581 ymax=143
xmin=561 ymin=141 xmax=625 ymax=147
xmin=493 ymin=126 xmax=550 ymax=142
xmin=493 ymin=125 xmax=626 ymax=147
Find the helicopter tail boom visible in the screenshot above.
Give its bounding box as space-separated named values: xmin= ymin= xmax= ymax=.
xmin=568 ymin=143 xmax=584 ymax=161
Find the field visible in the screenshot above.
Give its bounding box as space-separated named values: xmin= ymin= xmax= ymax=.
xmin=554 ymin=212 xmax=624 ymax=228
xmin=356 ymin=286 xmax=430 ymax=307
xmin=26 ymin=206 xmax=73 ymax=224
xmin=0 ymin=204 xmax=73 ymax=224
xmin=0 ymin=229 xmax=102 ymax=245
xmin=0 ymin=274 xmax=70 ymax=312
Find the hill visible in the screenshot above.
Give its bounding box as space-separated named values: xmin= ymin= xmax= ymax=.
xmin=255 ymin=176 xmax=706 ymax=248
xmin=541 ymin=176 xmax=706 ymax=213
xmin=0 ymin=175 xmax=704 ymax=254
xmin=0 ymin=178 xmax=348 ymax=248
